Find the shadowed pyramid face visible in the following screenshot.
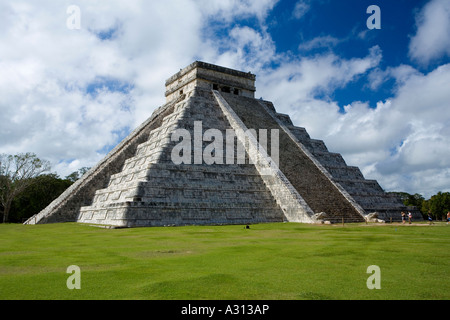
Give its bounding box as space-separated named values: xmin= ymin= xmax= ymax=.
xmin=25 ymin=62 xmax=417 ymax=228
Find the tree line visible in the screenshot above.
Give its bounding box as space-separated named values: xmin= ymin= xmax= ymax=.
xmin=388 ymin=191 xmax=450 ymax=221
xmin=0 ymin=153 xmax=89 ymax=223
xmin=1 ymin=152 xmax=449 ymax=223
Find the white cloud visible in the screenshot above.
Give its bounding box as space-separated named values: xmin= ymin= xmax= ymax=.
xmin=0 ymin=0 xmax=281 ymax=178
xmin=409 ymin=0 xmax=450 ymax=65
xmin=292 ymin=0 xmax=310 ymax=20
xmin=198 ymin=0 xmax=278 ymax=22
xmin=257 ymin=46 xmax=382 ymax=108
xmin=274 ymin=62 xmax=450 ymax=198
xmin=0 ymin=1 xmax=139 ymax=176
xmin=367 ymin=64 xmax=420 ymax=90
xmin=378 ymin=64 xmax=450 ymax=175
xmin=240 ymin=22 xmax=449 ymax=199
xmin=298 ymin=35 xmax=341 ymax=51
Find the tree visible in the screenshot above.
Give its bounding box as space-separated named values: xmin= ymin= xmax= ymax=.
xmin=422 ymin=192 xmax=450 ymax=220
xmin=65 ymin=167 xmax=90 ymax=183
xmin=404 ymin=193 xmax=425 ymax=209
xmin=10 ymin=173 xmax=73 ymax=223
xmin=388 ymin=192 xmax=424 ymax=208
xmin=0 ymin=153 xmax=51 ymax=223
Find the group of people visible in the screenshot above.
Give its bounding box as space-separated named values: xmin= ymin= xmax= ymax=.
xmin=401 ymin=211 xmax=413 ymax=224
xmin=401 ymin=211 xmax=450 ymax=225
xmin=428 ymin=211 xmax=450 ymax=225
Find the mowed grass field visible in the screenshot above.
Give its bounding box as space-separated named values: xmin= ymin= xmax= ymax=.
xmin=0 ymin=221 xmax=449 ymax=300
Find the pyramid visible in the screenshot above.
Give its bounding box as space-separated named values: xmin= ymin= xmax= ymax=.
xmin=24 ymin=61 xmax=418 ymax=227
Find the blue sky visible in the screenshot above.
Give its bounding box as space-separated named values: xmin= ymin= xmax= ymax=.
xmin=0 ymin=0 xmax=449 ymax=198
xmin=242 ymin=0 xmax=444 ymax=107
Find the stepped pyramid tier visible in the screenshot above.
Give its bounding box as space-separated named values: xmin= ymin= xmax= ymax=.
xmin=24 ymin=61 xmax=421 ymax=227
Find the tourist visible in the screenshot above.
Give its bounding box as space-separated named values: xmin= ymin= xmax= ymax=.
xmin=427 ymin=212 xmax=433 ymax=225
xmin=408 ymin=211 xmax=412 ymax=224
xmin=447 ymin=211 xmax=450 ymax=225
xmin=401 ymin=212 xmax=406 ymax=224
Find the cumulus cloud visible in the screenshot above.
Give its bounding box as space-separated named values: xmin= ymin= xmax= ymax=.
xmin=0 ymin=1 xmax=139 ymax=176
xmin=409 ymin=0 xmax=450 ymax=65
xmin=276 ymin=62 xmax=450 ymax=198
xmin=298 ymin=35 xmax=341 ymax=51
xmin=377 ymin=64 xmax=450 ymax=177
xmin=257 ymin=45 xmax=382 ymax=109
xmin=0 ymin=0 xmax=278 ymax=178
xmin=198 ymin=0 xmax=278 ymax=22
xmin=292 ymin=0 xmax=310 ymax=20
xmin=246 ymin=25 xmax=450 ymax=198
xmin=367 ymin=64 xmax=421 ymax=91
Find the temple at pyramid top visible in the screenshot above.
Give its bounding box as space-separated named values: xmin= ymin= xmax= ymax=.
xmin=24 ymin=61 xmax=422 ymax=227
xmin=165 ymin=61 xmax=256 ymax=102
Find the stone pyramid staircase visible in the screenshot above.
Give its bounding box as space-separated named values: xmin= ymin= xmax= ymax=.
xmin=23 ymin=95 xmax=182 ymax=225
xmin=220 ymin=93 xmax=409 ymax=222
xmin=78 ymin=88 xmax=285 ymax=227
xmin=276 ymin=110 xmax=407 ymax=221
xmin=219 ymin=93 xmax=366 ymax=223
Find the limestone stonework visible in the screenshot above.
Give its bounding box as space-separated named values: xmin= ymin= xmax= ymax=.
xmin=24 ymin=61 xmax=421 ymax=227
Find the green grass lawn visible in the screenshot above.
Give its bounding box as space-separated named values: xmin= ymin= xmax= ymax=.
xmin=0 ymin=221 xmax=449 ymax=300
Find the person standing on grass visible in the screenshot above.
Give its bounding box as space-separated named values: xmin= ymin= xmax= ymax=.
xmin=428 ymin=212 xmax=433 ymax=225
xmin=408 ymin=211 xmax=412 ymax=224
xmin=447 ymin=211 xmax=450 ymax=225
xmin=401 ymin=212 xmax=406 ymax=224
